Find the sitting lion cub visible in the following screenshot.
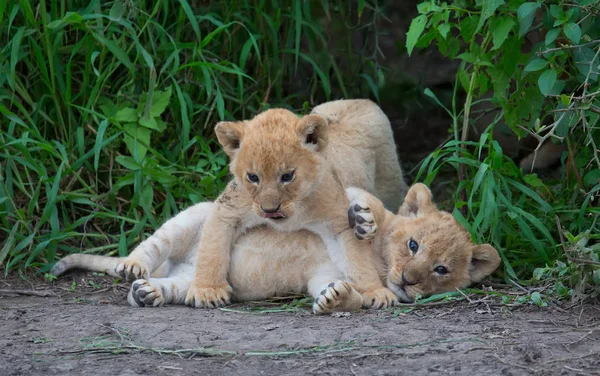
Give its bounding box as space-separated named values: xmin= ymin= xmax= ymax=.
xmin=180 ymin=101 xmax=403 ymax=309
xmin=51 ymin=184 xmax=501 ymax=313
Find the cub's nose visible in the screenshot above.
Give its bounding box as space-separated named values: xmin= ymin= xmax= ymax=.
xmin=401 ymin=272 xmax=417 ymax=286
xmin=261 ymin=205 xmax=281 ymax=213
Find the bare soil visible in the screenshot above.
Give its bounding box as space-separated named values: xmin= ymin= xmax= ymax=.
xmin=1 ymin=272 xmax=599 ymax=376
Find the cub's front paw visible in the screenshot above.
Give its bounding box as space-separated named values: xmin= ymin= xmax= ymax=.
xmin=313 ymin=280 xmax=357 ymax=315
xmin=361 ymin=287 xmax=398 ymax=309
xmin=347 ymin=200 xmax=377 ymax=240
xmin=115 ymin=259 xmax=149 ymax=281
xmin=128 ymin=279 xmax=164 ymax=307
xmin=185 ymin=283 xmax=232 ymax=308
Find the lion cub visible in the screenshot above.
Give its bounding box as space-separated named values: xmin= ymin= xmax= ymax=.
xmin=50 ymin=184 xmax=501 ymax=314
xmin=180 ymin=102 xmax=400 ymax=309
xmin=346 ymin=183 xmax=501 ymax=302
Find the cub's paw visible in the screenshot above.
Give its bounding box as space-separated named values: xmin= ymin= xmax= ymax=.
xmin=361 ymin=287 xmax=398 ymax=309
xmin=313 ymin=280 xmax=359 ymax=315
xmin=128 ymin=279 xmax=164 ymax=307
xmin=185 ymin=284 xmax=232 ymax=308
xmin=115 ymin=259 xmax=149 ymax=281
xmin=347 ymin=200 xmax=377 ymax=240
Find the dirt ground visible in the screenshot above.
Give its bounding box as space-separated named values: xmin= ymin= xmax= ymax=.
xmin=1 ymin=273 xmax=599 ymax=376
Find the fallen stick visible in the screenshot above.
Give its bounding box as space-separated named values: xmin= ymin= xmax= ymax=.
xmin=0 ymin=289 xmax=55 ymax=297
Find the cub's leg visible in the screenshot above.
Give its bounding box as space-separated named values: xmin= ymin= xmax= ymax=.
xmin=308 ymin=264 xmax=363 ymax=314
xmin=185 ymin=183 xmax=245 ymax=308
xmin=346 ymin=187 xmax=395 ymax=241
xmin=117 ymin=202 xmax=214 ymax=281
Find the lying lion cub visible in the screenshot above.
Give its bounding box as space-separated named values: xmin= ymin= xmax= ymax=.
xmin=346 ymin=184 xmax=501 ymax=304
xmin=181 ymin=100 xmax=405 ymax=309
xmin=51 ymin=184 xmax=501 ymax=313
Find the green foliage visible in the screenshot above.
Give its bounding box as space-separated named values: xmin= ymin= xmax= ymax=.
xmin=0 ymin=0 xmax=385 ymax=272
xmin=409 ymin=0 xmax=600 ymax=297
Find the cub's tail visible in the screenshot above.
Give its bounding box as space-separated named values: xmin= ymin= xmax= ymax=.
xmin=50 ymin=254 xmax=125 ymax=278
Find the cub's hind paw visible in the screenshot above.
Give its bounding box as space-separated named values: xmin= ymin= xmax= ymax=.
xmin=313 ymin=280 xmax=360 ymax=315
xmin=128 ymin=279 xmax=164 ymax=307
xmin=347 ymin=200 xmax=377 ymax=240
xmin=115 ymin=260 xmax=149 ymax=281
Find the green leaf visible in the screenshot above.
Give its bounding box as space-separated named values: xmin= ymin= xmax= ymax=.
xmin=545 ymin=28 xmax=560 ymax=45
xmin=530 ymin=292 xmax=544 ymax=307
xmin=123 ymin=123 xmax=151 ymax=160
xmin=216 ymin=88 xmax=225 ymax=120
xmin=177 ymin=0 xmax=201 ymax=41
xmin=583 ymin=169 xmax=600 ymax=188
xmin=138 ymin=116 xmax=159 ymax=130
xmin=538 ymin=69 xmax=557 ymax=96
xmin=460 ymin=17 xmax=479 ymax=42
xmin=477 ymin=0 xmax=505 ymax=32
xmin=150 ymin=86 xmax=172 ymax=117
xmin=491 ymin=18 xmax=514 ymax=50
xmin=0 ymin=225 xmax=19 ymax=266
xmin=552 ymin=103 xmax=577 ymax=138
xmin=140 ymin=184 xmax=154 ymax=210
xmin=115 ymin=156 xmax=142 ymax=171
xmin=438 ymin=23 xmax=450 ymax=39
xmin=357 ymin=0 xmax=366 ymax=18
xmin=109 ymin=1 xmax=125 ymax=21
xmin=92 ymin=33 xmax=133 ymax=71
xmin=93 ymin=120 xmax=109 ymax=171
xmin=10 ymin=27 xmax=24 ymax=89
xmin=360 ymin=73 xmax=380 ymax=102
xmin=115 ymin=108 xmax=137 ymax=122
xmin=517 ymin=2 xmax=541 ymax=37
xmin=574 ymin=47 xmax=598 ymax=82
xmin=406 ymin=15 xmax=427 ymax=56
xmin=563 ymin=22 xmax=581 ymax=44
xmin=524 ymin=58 xmax=549 ymax=72
xmin=47 ymin=11 xmax=83 ymax=29
xmin=523 ymin=173 xmax=544 ymax=188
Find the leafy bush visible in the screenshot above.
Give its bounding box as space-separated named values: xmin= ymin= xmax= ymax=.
xmin=408 ymin=0 xmax=600 ymax=296
xmin=0 ymin=1 xmax=384 ymax=272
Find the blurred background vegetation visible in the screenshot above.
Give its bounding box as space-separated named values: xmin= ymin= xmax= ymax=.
xmin=0 ymin=0 xmax=598 ymax=301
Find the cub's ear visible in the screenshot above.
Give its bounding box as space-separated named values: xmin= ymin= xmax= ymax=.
xmin=469 ymin=244 xmax=501 ymax=282
xmin=215 ymin=121 xmax=245 ymax=158
xmin=296 ymin=114 xmax=329 ymax=152
xmin=397 ymin=183 xmax=436 ymax=216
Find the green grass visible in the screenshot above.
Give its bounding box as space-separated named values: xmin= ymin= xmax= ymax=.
xmin=0 ymin=0 xmax=385 ymax=273
xmin=0 ymin=0 xmax=599 ymax=298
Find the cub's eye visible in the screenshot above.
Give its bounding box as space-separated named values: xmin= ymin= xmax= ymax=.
xmin=281 ymin=171 xmax=295 ymax=183
xmin=408 ymin=239 xmax=419 ymax=253
xmin=434 ymin=266 xmax=448 ymax=275
xmin=247 ymin=173 xmax=260 ymax=184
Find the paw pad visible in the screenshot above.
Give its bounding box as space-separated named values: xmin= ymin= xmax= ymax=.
xmin=130 ymin=279 xmax=164 ymax=308
xmin=347 ymin=201 xmax=377 ymax=240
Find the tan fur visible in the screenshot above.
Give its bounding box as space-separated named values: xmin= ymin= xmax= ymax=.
xmin=50 ymin=100 xmax=500 ymax=313
xmin=347 ymin=184 xmax=501 ymax=302
xmin=184 ymin=99 xmax=405 ymax=309
xmin=51 ymin=185 xmax=501 ymax=313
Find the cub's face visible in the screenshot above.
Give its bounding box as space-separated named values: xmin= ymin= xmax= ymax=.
xmin=215 ymin=109 xmax=329 ymax=222
xmin=383 ymin=184 xmax=501 ymax=302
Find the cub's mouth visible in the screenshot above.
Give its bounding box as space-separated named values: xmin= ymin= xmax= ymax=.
xmin=387 ymin=281 xmax=412 ymax=303
xmin=263 ymin=212 xmax=286 ymax=221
